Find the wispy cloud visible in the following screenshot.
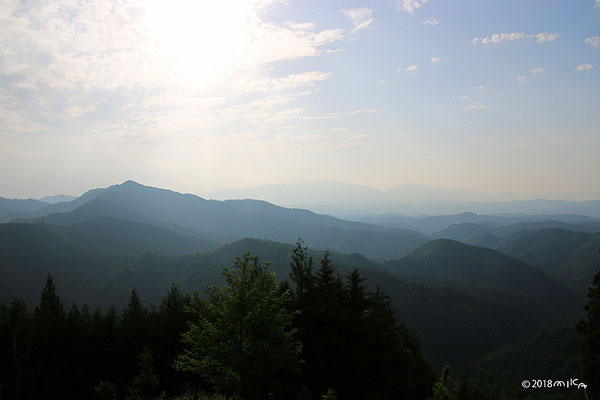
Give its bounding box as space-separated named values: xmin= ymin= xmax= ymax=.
xmin=404 ymin=64 xmax=419 ymax=72
xmin=430 ymin=57 xmax=440 ymax=64
xmin=516 ymin=76 xmax=527 ymax=82
xmin=300 ymin=109 xmax=379 ymax=120
xmin=64 ymin=105 xmax=97 ymax=119
xmin=465 ymin=102 xmax=486 ymax=111
xmin=472 ymin=32 xmax=559 ymax=45
xmin=423 ymin=17 xmax=439 ymax=25
xmin=585 ymin=36 xmax=600 ymax=47
xmin=530 ymin=67 xmax=544 ymax=75
xmin=576 ymin=64 xmax=593 ymax=71
xmin=534 ymin=33 xmax=559 ymax=43
xmin=396 ymin=0 xmax=429 ymax=14
xmin=0 ymin=0 xmax=351 ymax=141
xmin=470 ymin=85 xmax=485 ymax=91
xmin=346 ymin=109 xmax=379 ymax=115
xmin=285 ymin=22 xmax=316 ymax=31
xmin=271 ymin=71 xmax=332 ymax=91
xmin=342 ymin=8 xmax=373 ymax=31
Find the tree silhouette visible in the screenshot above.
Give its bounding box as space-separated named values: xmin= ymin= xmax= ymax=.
xmin=175 ymin=252 xmax=301 ymax=400
xmin=577 ymin=255 xmax=600 ymax=400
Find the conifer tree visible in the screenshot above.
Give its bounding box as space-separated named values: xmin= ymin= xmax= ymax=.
xmin=431 ymin=365 xmax=458 ymax=400
xmin=577 ymin=267 xmax=600 ymax=399
xmin=155 ymin=284 xmax=191 ymax=394
xmin=290 ymin=238 xmax=314 ymax=300
xmin=120 ymin=288 xmax=148 ymax=388
xmin=32 ymin=274 xmax=66 ymax=397
xmin=1 ymin=298 xmax=33 ymax=399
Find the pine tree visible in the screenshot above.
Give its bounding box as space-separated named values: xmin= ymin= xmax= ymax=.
xmin=155 ymin=284 xmax=191 ymax=394
xmin=120 ymin=288 xmax=149 ymax=388
xmin=0 ymin=298 xmax=33 ymax=399
xmin=32 ymin=274 xmax=66 ymax=397
xmin=432 ymin=365 xmax=458 ymax=400
xmin=577 ymin=267 xmax=600 ymax=399
xmin=34 ymin=274 xmax=65 ymax=330
xmin=290 ymin=238 xmax=314 ymax=301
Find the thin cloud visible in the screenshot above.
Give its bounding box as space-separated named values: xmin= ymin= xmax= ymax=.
xmin=396 ymin=0 xmax=429 ymax=14
xmin=576 ymin=64 xmax=593 ymax=71
xmin=423 ymin=17 xmax=439 ymax=25
xmin=534 ymin=33 xmax=559 ymax=43
xmin=271 ymin=71 xmax=332 ymax=91
xmin=472 ymin=32 xmax=559 ymax=45
xmin=465 ymin=102 xmax=486 ymax=111
xmin=64 ymin=105 xmax=97 ymax=119
xmin=346 ymin=109 xmax=379 ymax=115
xmin=585 ymin=36 xmax=600 ymax=47
xmin=404 ymin=64 xmax=419 ymax=72
xmin=430 ymin=57 xmax=440 ymax=64
xmin=0 ymin=0 xmax=352 ymax=146
xmin=530 ymin=67 xmax=544 ymax=75
xmin=310 ymin=29 xmax=345 ymax=46
xmin=517 ymin=76 xmax=527 ymax=82
xmin=470 ymin=85 xmax=485 ymax=91
xmin=342 ymin=8 xmax=373 ymax=31
xmin=285 ymin=22 xmax=316 ymax=31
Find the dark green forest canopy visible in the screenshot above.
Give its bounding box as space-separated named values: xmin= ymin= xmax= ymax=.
xmin=0 ymin=245 xmax=433 ymax=400
xmin=0 ymin=222 xmax=587 ymax=365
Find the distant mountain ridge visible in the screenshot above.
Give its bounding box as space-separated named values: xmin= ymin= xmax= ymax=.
xmin=0 ymin=197 xmax=49 ymax=221
xmin=207 ymin=181 xmax=600 ymax=218
xmin=38 ymin=194 xmax=77 ymax=203
xmin=357 ymin=211 xmax=600 ymax=235
xmin=9 ymin=180 xmax=428 ymax=261
xmin=384 ymin=239 xmax=579 ymax=321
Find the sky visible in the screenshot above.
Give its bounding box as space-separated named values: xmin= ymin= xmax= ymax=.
xmin=1 ymin=0 xmax=599 ymax=200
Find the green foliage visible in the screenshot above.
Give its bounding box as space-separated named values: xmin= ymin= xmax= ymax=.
xmin=577 ymin=268 xmax=600 ymax=399
xmin=175 ymin=252 xmax=301 ymax=400
xmin=32 ymin=274 xmax=67 ymax=396
xmin=499 ymin=228 xmax=600 ymax=295
xmin=94 ymin=380 xmax=117 ymax=400
xmin=127 ymin=346 xmax=160 ymax=399
xmin=0 ymin=297 xmax=33 ymax=399
xmin=289 ymin=239 xmax=433 ymax=399
xmin=321 ymin=388 xmax=337 ymax=399
xmin=3 ymin=232 xmax=585 ymax=400
xmin=431 ymin=366 xmax=458 ymax=400
xmin=454 ymin=329 xmax=582 ymax=399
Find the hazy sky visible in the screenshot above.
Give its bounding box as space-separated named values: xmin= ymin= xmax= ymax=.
xmin=1 ymin=0 xmax=599 ymax=200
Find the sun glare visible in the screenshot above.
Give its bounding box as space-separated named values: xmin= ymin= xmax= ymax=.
xmin=142 ymin=0 xmax=255 ymax=86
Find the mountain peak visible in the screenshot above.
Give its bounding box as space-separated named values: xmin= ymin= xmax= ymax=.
xmin=120 ymin=180 xmax=143 ymax=187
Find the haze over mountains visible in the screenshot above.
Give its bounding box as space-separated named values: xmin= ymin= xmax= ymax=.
xmin=208 ymin=181 xmax=600 ymax=218
xmin=1 ymin=179 xmax=599 ymax=398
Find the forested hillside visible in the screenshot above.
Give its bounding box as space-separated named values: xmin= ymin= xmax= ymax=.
xmin=0 ymin=244 xmax=433 ymax=400
xmin=1 ymin=182 xmax=599 ymax=399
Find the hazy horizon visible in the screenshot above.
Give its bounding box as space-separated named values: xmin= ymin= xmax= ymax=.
xmin=1 ymin=1 xmax=599 ymax=201
xmin=4 ymin=179 xmax=600 ymax=205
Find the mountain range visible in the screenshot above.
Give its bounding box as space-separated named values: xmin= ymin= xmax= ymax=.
xmin=0 ymin=222 xmax=580 ymax=365
xmin=1 ymin=179 xmax=598 ymax=369
xmin=207 ymin=181 xmax=600 ymax=218
xmin=3 ymin=181 xmax=429 ymax=261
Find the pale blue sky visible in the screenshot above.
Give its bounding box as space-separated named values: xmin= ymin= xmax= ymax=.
xmin=0 ymin=0 xmax=599 ymax=199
